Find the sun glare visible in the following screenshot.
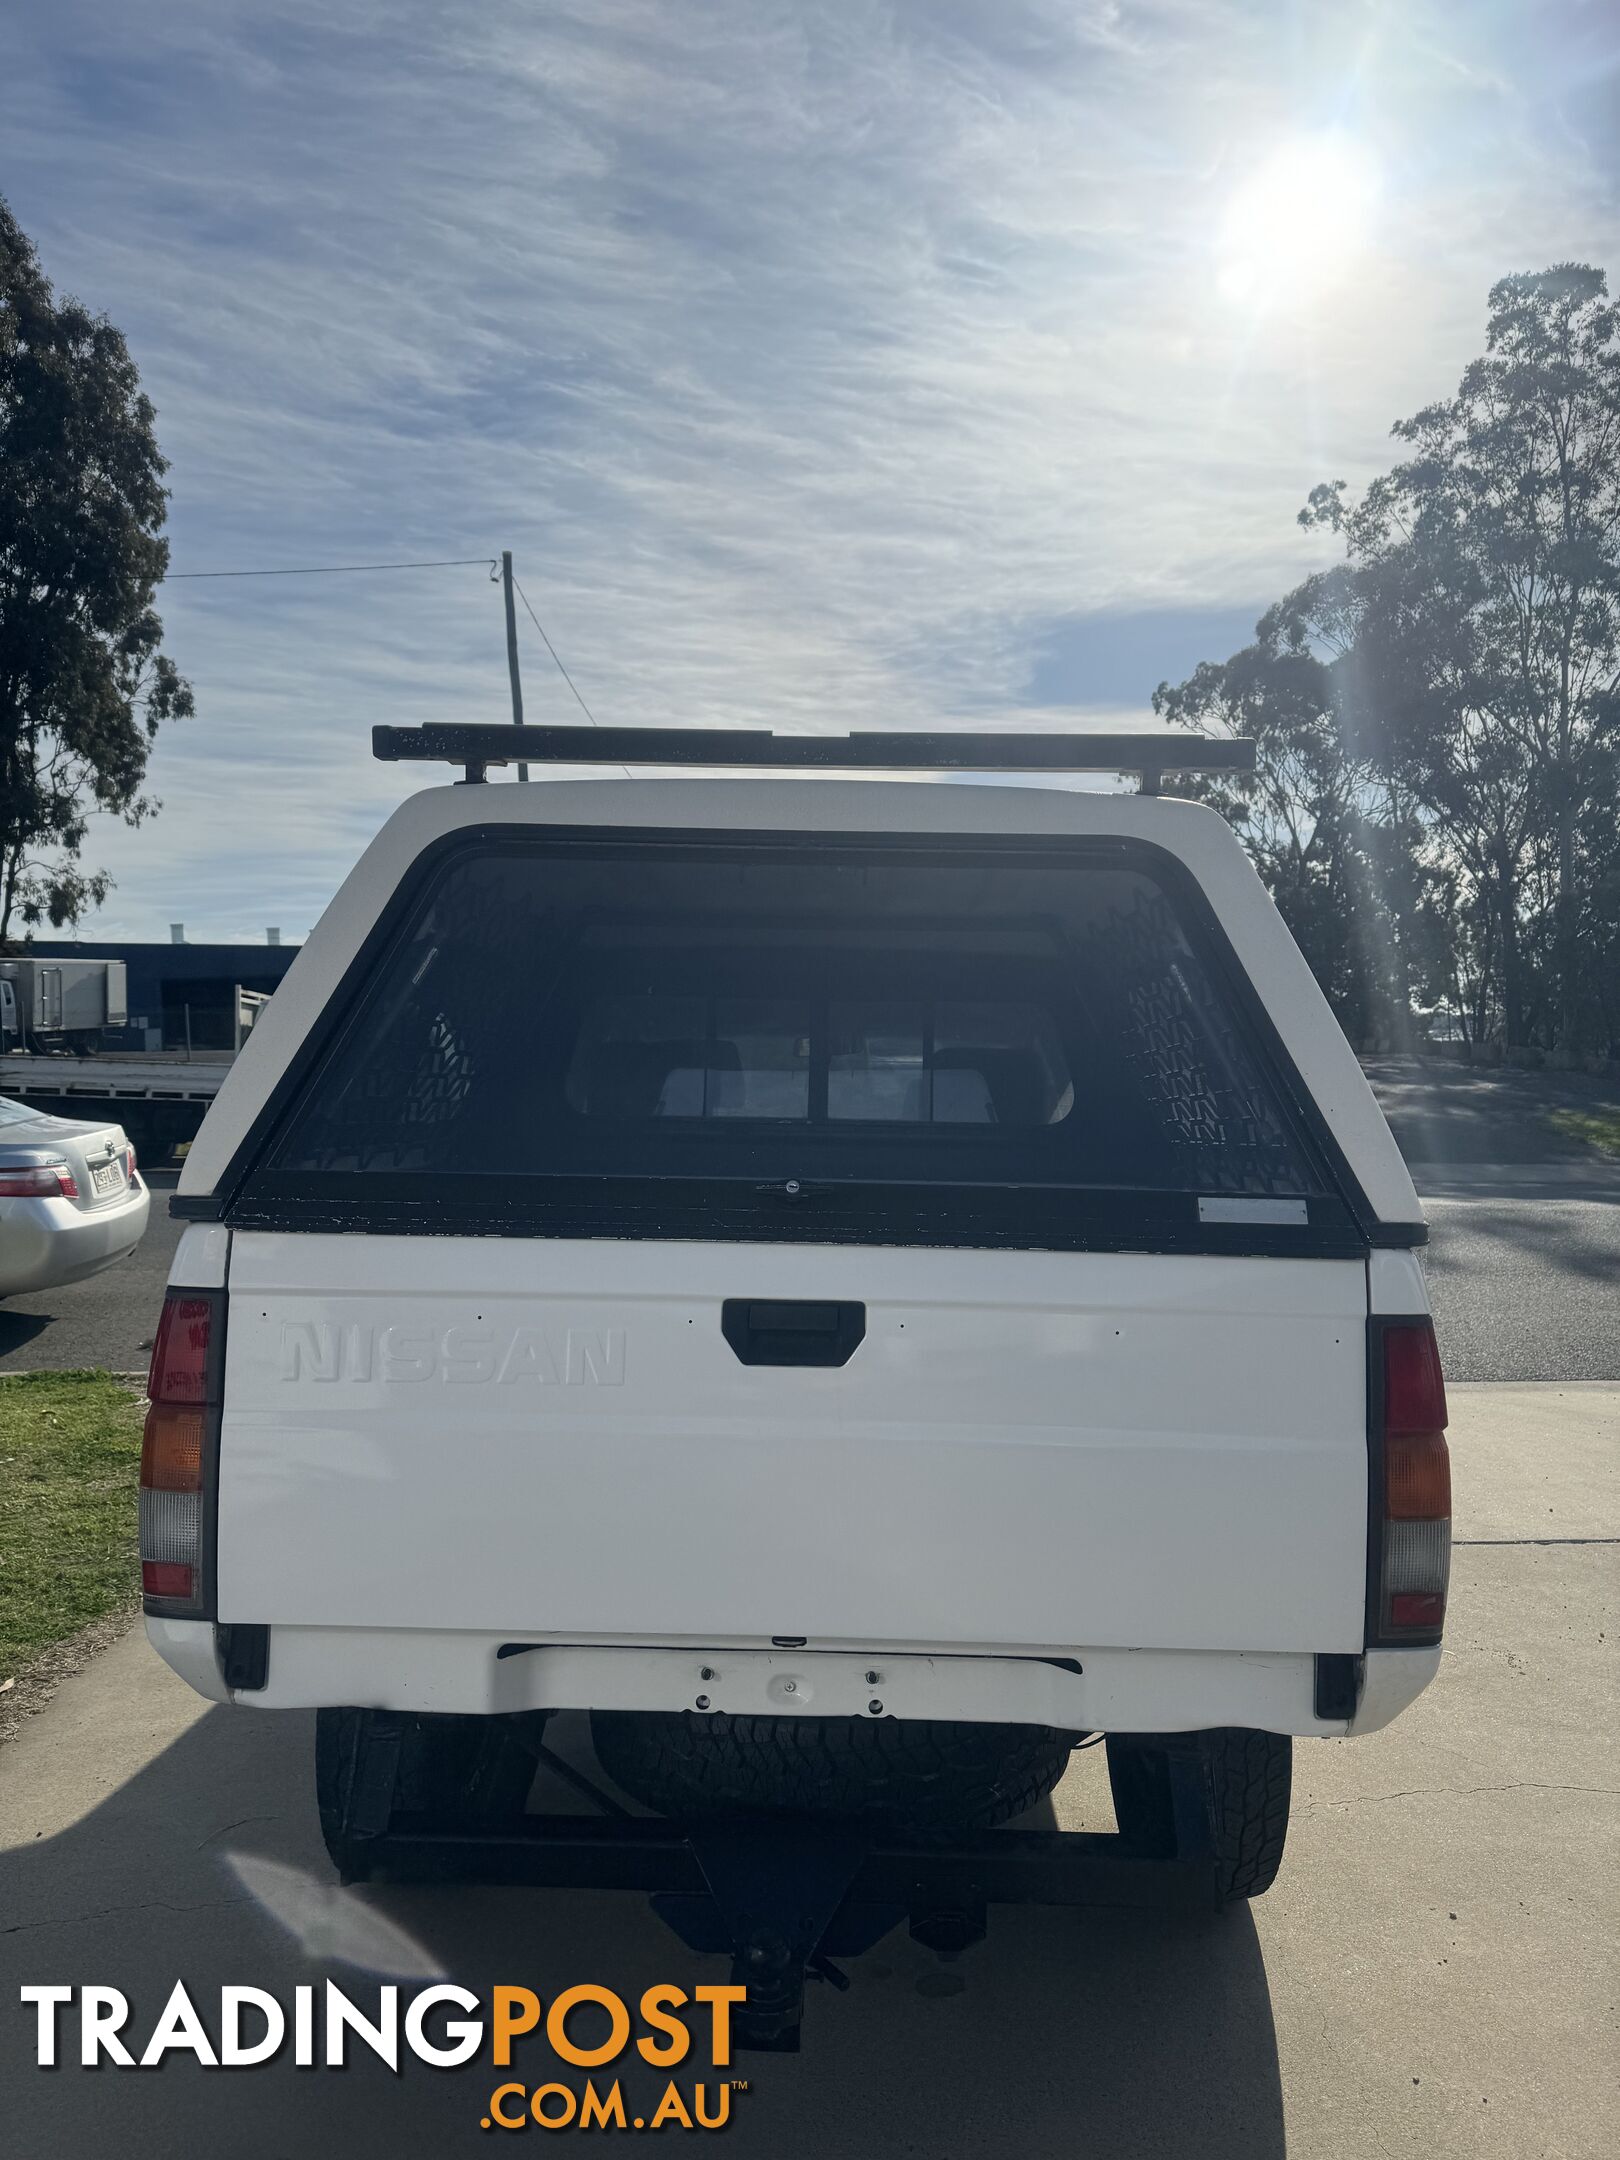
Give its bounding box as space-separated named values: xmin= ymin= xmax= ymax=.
xmin=1217 ymin=134 xmax=1379 ymax=309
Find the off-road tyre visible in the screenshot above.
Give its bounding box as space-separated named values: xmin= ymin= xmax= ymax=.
xmin=1106 ymin=1727 xmax=1291 ymax=1902
xmin=590 ymin=1710 xmax=1076 ymax=1833
xmin=316 ymin=1708 xmax=544 ymax=1877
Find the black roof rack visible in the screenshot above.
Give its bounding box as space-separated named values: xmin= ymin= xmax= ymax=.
xmin=372 ymin=723 xmax=1254 ymax=792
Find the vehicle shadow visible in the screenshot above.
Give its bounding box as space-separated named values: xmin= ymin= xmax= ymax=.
xmin=0 ymin=1307 xmax=52 ymax=1354
xmin=1 ymin=1705 xmax=1284 ymax=2158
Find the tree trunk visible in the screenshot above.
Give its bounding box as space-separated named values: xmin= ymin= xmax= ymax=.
xmin=1555 ymin=784 xmax=1579 ymax=1054
xmin=1471 ymin=901 xmax=1494 ymax=1048
xmin=1496 ymin=844 xmax=1524 ymax=1048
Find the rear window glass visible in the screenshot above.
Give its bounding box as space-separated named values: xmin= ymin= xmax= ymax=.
xmin=255 ymin=837 xmax=1327 ymax=1207
xmin=563 ymin=994 xmax=1070 ymax=1127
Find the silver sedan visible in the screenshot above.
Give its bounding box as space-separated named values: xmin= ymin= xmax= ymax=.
xmin=0 ymin=1095 xmax=150 ymax=1297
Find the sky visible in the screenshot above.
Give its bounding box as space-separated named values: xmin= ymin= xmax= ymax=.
xmin=4 ymin=0 xmax=1617 ymax=941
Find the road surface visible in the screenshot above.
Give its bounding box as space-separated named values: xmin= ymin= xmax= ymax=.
xmin=1363 ymin=1056 xmax=1620 ymax=1381
xmin=0 ymin=1170 xmax=183 ymax=1374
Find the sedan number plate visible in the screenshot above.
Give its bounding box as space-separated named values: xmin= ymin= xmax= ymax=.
xmin=90 ymin=1161 xmax=125 ymax=1197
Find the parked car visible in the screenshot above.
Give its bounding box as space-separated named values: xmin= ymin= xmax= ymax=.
xmin=0 ymin=1096 xmax=149 ymax=1296
xmin=142 ymin=726 xmax=1449 ymax=2046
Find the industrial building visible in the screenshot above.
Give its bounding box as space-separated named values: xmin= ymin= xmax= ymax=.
xmin=26 ymin=933 xmax=300 ymax=1053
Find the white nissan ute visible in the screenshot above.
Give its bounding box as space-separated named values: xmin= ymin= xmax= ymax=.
xmin=142 ymin=724 xmax=1448 ymax=2026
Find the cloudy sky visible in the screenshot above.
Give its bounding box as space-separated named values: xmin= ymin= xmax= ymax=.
xmin=6 ymin=0 xmax=1616 ymax=939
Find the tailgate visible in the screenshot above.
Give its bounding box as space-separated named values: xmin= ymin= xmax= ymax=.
xmin=218 ymin=1232 xmax=1370 ymax=1654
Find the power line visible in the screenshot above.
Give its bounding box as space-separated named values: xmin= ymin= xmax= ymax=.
xmin=164 ymin=547 xmax=613 ymax=762
xmin=167 ymin=557 xmax=498 ymax=580
xmin=511 ymin=575 xmax=600 ymax=727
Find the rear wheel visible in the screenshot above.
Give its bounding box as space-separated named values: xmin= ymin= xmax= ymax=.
xmin=590 ymin=1710 xmax=1076 ymax=1834
xmin=1106 ymin=1727 xmax=1291 ymax=1902
xmin=316 ymin=1708 xmax=545 ymax=1878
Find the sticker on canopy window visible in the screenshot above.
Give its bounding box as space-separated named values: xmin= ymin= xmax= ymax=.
xmin=1197 ymin=1196 xmax=1310 ymax=1226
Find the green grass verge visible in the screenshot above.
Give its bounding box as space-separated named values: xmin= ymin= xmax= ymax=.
xmin=1543 ymin=1106 xmax=1620 ymax=1158
xmin=0 ymin=1372 xmax=143 ymax=1682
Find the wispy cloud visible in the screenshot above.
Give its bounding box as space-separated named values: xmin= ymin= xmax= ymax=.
xmin=4 ymin=0 xmax=1615 ymax=935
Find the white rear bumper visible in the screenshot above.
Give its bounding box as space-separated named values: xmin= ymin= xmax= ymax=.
xmin=145 ymin=1620 xmax=1440 ymax=1737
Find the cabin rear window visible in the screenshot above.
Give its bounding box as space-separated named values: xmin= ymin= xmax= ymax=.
xmin=237 ymin=832 xmax=1344 ymax=1248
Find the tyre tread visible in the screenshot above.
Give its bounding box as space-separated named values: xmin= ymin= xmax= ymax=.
xmin=1200 ymin=1727 xmax=1292 ymax=1900
xmin=316 ymin=1708 xmax=542 ymax=1876
xmin=1105 ymin=1727 xmax=1291 ymax=1901
xmin=590 ymin=1710 xmax=1074 ymax=1832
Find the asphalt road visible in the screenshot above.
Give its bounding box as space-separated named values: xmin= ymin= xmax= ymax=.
xmin=3 ymin=1383 xmax=1613 ymax=2158
xmin=1421 ymin=1177 xmax=1620 ymax=1382
xmin=1363 ymin=1054 xmax=1620 ymax=1381
xmin=1360 ymin=1054 xmax=1620 ymax=1165
xmin=0 ymin=1170 xmax=183 ymax=1375
xmin=1 ymin=1061 xmax=1617 ymax=1379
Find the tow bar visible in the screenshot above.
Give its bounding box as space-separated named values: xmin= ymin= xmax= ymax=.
xmin=351 ymin=1751 xmax=1221 ymax=2053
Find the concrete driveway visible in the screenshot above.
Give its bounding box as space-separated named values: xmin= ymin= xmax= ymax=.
xmin=2 ymin=1384 xmax=1614 ymax=2158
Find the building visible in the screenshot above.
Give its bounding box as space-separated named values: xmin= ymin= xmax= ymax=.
xmin=28 ymin=936 xmax=301 ymax=1053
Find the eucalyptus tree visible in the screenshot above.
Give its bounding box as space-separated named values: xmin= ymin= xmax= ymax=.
xmin=1160 ymin=265 xmax=1619 ymax=1052
xmin=0 ymin=196 xmax=192 ymax=943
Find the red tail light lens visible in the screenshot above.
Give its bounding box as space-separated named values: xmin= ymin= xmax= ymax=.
xmin=148 ymin=1296 xmax=216 ymax=1403
xmin=1384 ymin=1321 xmax=1448 ymax=1435
xmin=1373 ymin=1319 xmax=1451 ymax=1645
xmin=0 ymin=1161 xmax=79 ymax=1198
xmin=140 ymin=1291 xmax=224 ymax=1614
xmin=1389 ymin=1589 xmax=1445 ymax=1629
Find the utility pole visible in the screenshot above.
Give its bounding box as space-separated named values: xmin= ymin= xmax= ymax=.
xmin=501 ymin=549 xmax=528 ymax=780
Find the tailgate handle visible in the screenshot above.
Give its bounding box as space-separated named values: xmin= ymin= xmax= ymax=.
xmin=721 ymin=1299 xmax=866 ymax=1368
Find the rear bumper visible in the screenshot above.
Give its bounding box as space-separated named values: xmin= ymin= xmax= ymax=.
xmin=144 ymin=1622 xmax=1441 ymax=1737
xmin=0 ymin=1181 xmax=149 ymax=1294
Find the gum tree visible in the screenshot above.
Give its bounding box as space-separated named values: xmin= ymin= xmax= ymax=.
xmin=1310 ymin=265 xmax=1619 ymax=1049
xmin=1162 ymin=265 xmax=1619 ymax=1052
xmin=0 ymin=196 xmax=192 ymax=944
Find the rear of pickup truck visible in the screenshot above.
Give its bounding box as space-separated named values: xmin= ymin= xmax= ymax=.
xmin=144 ymin=779 xmax=1447 ymax=1853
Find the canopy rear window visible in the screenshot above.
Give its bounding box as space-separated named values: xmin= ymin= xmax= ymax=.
xmin=233 ymin=833 xmax=1354 ymax=1251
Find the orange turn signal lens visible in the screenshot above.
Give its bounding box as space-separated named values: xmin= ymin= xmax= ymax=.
xmin=140 ymin=1404 xmax=206 ymax=1493
xmin=1384 ymin=1426 xmax=1451 ymax=1522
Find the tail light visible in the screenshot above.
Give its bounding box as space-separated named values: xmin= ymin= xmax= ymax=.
xmin=1371 ymin=1317 xmax=1450 ymax=1644
xmin=140 ymin=1290 xmax=225 ymax=1614
xmin=0 ymin=1160 xmax=79 ymax=1198
xmin=126 ymin=1142 xmax=138 ymax=1183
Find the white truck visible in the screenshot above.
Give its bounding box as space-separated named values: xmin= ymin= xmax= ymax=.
xmin=142 ymin=725 xmax=1449 ymax=2047
xmin=0 ymin=957 xmax=127 ymax=1053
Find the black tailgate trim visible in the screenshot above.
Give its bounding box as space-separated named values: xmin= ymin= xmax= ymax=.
xmin=210 ymin=1175 xmax=1371 ymax=1257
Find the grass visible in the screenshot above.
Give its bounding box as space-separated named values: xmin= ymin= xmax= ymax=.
xmin=1543 ymin=1106 xmax=1620 ymax=1158
xmin=0 ymin=1372 xmax=143 ymax=1684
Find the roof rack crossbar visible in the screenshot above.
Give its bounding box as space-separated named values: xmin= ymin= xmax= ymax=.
xmin=372 ymin=724 xmax=1254 ymax=790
